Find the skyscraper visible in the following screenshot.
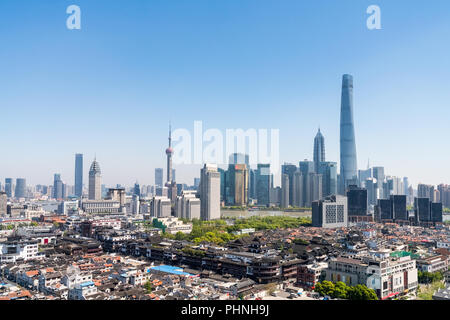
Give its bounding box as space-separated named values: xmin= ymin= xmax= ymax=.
xmin=347 ymin=185 xmax=368 ymax=217
xmin=88 ymin=158 xmax=102 ymax=200
xmin=372 ymin=166 xmax=385 ymax=199
xmin=339 ymin=74 xmax=358 ymax=194
xmin=75 ymin=153 xmax=83 ymax=198
xmin=199 ymin=164 xmax=221 ymax=221
xmin=0 ymin=192 xmax=7 ymax=216
xmin=319 ymin=161 xmax=338 ymax=198
xmin=281 ymin=174 xmax=290 ymax=209
xmin=15 ymin=178 xmax=26 ymax=199
xmin=4 ymin=178 xmax=12 ymax=198
xmin=134 ymin=181 xmax=141 ymax=197
xmin=53 ymin=174 xmax=64 ymax=200
xmin=225 ymin=164 xmax=249 ymax=206
xmin=155 ymin=168 xmax=163 ymax=187
xmin=313 ymin=128 xmax=325 ymax=173
xmin=255 ymin=164 xmax=272 ymax=207
xmin=282 ymin=163 xmax=298 ymax=207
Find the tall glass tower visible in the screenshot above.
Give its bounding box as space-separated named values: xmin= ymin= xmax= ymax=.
xmin=313 ymin=128 xmax=325 ymax=173
xmin=75 ymin=154 xmax=83 ymax=198
xmin=339 ymin=74 xmax=358 ymax=194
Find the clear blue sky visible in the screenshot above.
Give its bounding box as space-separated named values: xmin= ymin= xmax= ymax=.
xmin=0 ymin=0 xmax=449 ymax=188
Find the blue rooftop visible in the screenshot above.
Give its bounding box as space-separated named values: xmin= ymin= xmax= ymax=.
xmin=80 ymin=281 xmax=95 ymax=287
xmin=150 ymin=265 xmax=193 ymax=276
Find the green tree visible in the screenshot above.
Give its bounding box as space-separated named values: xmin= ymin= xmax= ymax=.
xmin=144 ymin=281 xmax=153 ymax=293
xmin=333 ymin=281 xmax=348 ymax=299
xmin=347 ymin=285 xmax=378 ymax=300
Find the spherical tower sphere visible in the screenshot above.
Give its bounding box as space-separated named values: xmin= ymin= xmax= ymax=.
xmin=166 ymin=147 xmax=173 ymax=155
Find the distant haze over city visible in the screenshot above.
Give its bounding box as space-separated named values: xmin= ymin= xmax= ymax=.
xmin=1 ymin=1 xmax=449 ymax=187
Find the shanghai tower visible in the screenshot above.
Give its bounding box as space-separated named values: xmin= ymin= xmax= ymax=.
xmin=339 ymin=74 xmax=358 ymax=194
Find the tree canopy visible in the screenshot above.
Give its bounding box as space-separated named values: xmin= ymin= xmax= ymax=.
xmin=314 ymin=281 xmax=378 ymax=300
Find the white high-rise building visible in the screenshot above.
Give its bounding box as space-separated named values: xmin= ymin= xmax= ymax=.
xmin=88 ymin=159 xmax=102 ymax=200
xmin=199 ymin=164 xmax=221 ymax=221
xmin=150 ymin=196 xmax=171 ymax=218
xmin=175 ymin=191 xmax=200 ymax=220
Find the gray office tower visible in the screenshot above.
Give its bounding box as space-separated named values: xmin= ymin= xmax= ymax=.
xmin=75 ymin=154 xmax=83 ymax=198
xmin=372 ymin=167 xmax=385 ymax=197
xmin=299 ymin=161 xmax=316 ymax=207
xmin=53 ymin=174 xmax=63 ymax=199
xmin=155 ymin=168 xmax=163 ymax=187
xmin=5 ymin=178 xmax=12 ymax=198
xmin=15 ymin=178 xmax=26 ymax=199
xmin=319 ymin=162 xmax=337 ymax=198
xmin=313 ymin=129 xmax=325 ymax=173
xmin=339 ymin=74 xmax=358 ymax=194
xmin=282 ymin=164 xmax=298 ymax=206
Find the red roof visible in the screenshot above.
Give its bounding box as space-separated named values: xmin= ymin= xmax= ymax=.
xmin=382 ymin=292 xmax=400 ymax=300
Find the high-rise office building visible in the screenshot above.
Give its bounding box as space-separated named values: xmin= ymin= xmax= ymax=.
xmin=299 ymin=161 xmax=321 ymax=207
xmin=218 ymin=168 xmax=226 ymax=202
xmin=0 ymin=192 xmax=7 ymax=216
xmin=53 ymin=174 xmax=64 ymax=200
xmin=438 ymin=184 xmax=450 ymax=208
xmin=4 ymin=178 xmax=12 ymax=198
xmin=134 ymin=181 xmax=141 ymax=197
xmin=282 ymin=163 xmax=298 ymax=207
xmin=292 ymin=171 xmax=303 ymax=207
xmin=403 ymin=177 xmax=409 ymax=197
xmin=249 ymin=169 xmax=257 ymax=200
xmin=155 ymin=168 xmax=163 ymax=187
xmin=255 ymin=164 xmax=272 ymax=207
xmin=175 ymin=191 xmax=201 ymax=220
xmin=414 ymin=197 xmax=431 ymax=223
xmin=372 ymin=166 xmax=385 ymax=199
xmin=391 ymin=195 xmax=408 ymax=221
xmin=14 ymin=178 xmax=26 ymax=199
xmin=375 ymin=199 xmax=393 ymax=221
xmin=365 ymin=178 xmax=377 ymax=206
xmin=307 ymin=173 xmax=323 ymax=206
xmin=431 ymin=202 xmax=443 ymax=223
xmin=346 ymin=185 xmax=368 ymax=216
xmin=339 ymin=74 xmax=358 ymax=194
xmin=75 ymin=153 xmax=83 ymax=198
xmin=199 ymin=164 xmax=221 ymax=221
xmin=313 ymin=128 xmax=325 ymax=173
xmin=281 ymin=174 xmax=290 ymax=209
xmin=418 ymin=184 xmax=434 ymax=200
xmin=358 ymin=168 xmax=372 ymax=188
xmin=319 ymin=161 xmax=338 ymax=198
xmin=88 ymin=159 xmax=102 ymax=200
xmin=226 ymin=164 xmax=248 ymax=206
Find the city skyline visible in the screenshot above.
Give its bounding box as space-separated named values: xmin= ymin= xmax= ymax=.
xmin=1 ymin=1 xmax=450 ymax=187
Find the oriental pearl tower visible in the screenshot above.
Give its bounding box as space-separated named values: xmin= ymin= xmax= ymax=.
xmin=165 ymin=123 xmax=177 ymax=203
xmin=166 ymin=123 xmax=174 ymax=185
